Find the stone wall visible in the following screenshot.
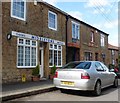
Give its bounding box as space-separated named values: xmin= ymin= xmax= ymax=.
xmin=2 ymin=2 xmax=66 ymax=83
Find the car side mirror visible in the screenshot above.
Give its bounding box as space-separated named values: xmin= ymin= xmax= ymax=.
xmin=109 ymin=69 xmax=114 ymax=72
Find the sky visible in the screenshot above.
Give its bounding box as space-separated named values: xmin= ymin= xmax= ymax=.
xmin=43 ymin=0 xmax=119 ymax=47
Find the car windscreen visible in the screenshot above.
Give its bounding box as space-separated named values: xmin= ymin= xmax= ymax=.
xmin=62 ymin=62 xmax=91 ymax=69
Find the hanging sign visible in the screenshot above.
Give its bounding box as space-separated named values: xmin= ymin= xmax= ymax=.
xmin=12 ymin=31 xmax=65 ymax=45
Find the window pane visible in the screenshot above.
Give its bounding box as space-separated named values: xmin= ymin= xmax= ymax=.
xmin=32 ymin=41 xmax=36 ymax=46
xmin=18 ymin=46 xmax=24 ymax=66
xmin=25 ymin=40 xmax=30 ymax=45
xmin=58 ymin=51 xmax=61 ymax=66
xmin=54 ymin=45 xmax=57 ymax=49
xmin=49 ymin=50 xmax=53 ymax=66
xmin=58 ymin=45 xmax=61 ymax=50
xmin=19 ymin=38 xmax=24 ymax=44
xmin=25 ymin=47 xmax=30 ymax=66
xmin=54 ymin=51 xmax=57 ymax=66
xmin=31 ymin=47 xmax=36 ymax=66
xmin=72 ymin=24 xmax=75 ymax=38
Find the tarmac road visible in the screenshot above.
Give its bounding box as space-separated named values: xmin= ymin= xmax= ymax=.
xmin=10 ymin=80 xmax=120 ymax=101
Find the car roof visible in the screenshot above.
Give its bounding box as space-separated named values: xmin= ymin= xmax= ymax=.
xmin=70 ymin=61 xmax=100 ymax=63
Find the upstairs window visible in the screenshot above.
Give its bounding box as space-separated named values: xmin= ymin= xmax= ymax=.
xmin=48 ymin=11 xmax=57 ymax=30
xmin=72 ymin=21 xmax=80 ymax=40
xmin=112 ymin=50 xmax=115 ymax=55
xmin=101 ymin=34 xmax=105 ymax=47
xmin=90 ymin=31 xmax=94 ymax=42
xmin=11 ymin=0 xmax=26 ymax=21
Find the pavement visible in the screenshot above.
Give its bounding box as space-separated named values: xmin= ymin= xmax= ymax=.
xmin=1 ymin=79 xmax=57 ymax=101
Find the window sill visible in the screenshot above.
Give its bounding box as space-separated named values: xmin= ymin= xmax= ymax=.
xmin=48 ymin=27 xmax=57 ymax=31
xmin=11 ymin=15 xmax=26 ymax=21
xmin=17 ymin=66 xmax=36 ymax=69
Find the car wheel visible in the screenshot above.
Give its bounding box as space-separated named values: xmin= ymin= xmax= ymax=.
xmin=93 ymin=81 xmax=101 ymax=96
xmin=113 ymin=78 xmax=118 ymax=88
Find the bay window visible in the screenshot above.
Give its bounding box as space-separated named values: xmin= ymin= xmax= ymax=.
xmin=17 ymin=38 xmax=37 ymax=68
xmin=49 ymin=44 xmax=62 ymax=67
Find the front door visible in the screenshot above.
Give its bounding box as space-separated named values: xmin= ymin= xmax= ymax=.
xmin=39 ymin=48 xmax=44 ymax=78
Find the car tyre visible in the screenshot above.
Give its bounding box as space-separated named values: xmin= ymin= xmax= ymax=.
xmin=93 ymin=81 xmax=101 ymax=96
xmin=113 ymin=77 xmax=118 ymax=88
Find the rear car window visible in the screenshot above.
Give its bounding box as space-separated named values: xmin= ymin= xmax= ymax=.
xmin=62 ymin=62 xmax=91 ymax=69
xmin=76 ymin=62 xmax=91 ymax=69
xmin=63 ymin=62 xmax=80 ymax=68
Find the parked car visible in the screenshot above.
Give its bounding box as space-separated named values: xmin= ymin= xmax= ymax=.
xmin=53 ymin=61 xmax=118 ymax=96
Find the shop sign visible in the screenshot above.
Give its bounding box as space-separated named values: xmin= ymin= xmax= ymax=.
xmin=12 ymin=31 xmax=65 ymax=45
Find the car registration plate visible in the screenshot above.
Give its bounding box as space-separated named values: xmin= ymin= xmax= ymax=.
xmin=61 ymin=81 xmax=74 ymax=86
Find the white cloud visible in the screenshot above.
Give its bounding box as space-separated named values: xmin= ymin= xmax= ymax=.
xmin=104 ymin=20 xmax=118 ymax=29
xmin=43 ymin=0 xmax=58 ymax=6
xmin=86 ymin=0 xmax=110 ymax=7
xmin=93 ymin=19 xmax=118 ymax=30
xmin=67 ymin=11 xmax=83 ymax=21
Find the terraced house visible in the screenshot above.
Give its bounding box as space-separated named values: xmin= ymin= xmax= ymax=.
xmin=1 ymin=1 xmax=110 ymax=84
xmin=108 ymin=44 xmax=119 ymax=67
xmin=1 ymin=1 xmax=67 ymax=83
xmin=66 ymin=16 xmax=109 ymax=65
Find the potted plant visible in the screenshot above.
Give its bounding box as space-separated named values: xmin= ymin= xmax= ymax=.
xmin=50 ymin=65 xmax=57 ymax=80
xmin=32 ymin=65 xmax=40 ymax=81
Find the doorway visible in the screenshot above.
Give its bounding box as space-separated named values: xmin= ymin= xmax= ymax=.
xmin=39 ymin=46 xmax=44 ymax=78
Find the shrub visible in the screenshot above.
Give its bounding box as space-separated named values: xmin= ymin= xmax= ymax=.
xmin=32 ymin=65 xmax=39 ymax=76
xmin=50 ymin=65 xmax=56 ymax=75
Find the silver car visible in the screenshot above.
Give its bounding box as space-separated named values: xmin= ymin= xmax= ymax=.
xmin=53 ymin=61 xmax=118 ymax=96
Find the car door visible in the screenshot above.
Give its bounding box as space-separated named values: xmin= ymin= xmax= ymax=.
xmin=100 ymin=63 xmax=115 ymax=85
xmin=95 ymin=62 xmax=106 ymax=87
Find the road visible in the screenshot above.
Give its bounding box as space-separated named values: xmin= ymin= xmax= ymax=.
xmin=10 ymin=80 xmax=120 ymax=101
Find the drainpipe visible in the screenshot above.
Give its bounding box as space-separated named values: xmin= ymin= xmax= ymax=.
xmin=66 ymin=15 xmax=69 ymax=63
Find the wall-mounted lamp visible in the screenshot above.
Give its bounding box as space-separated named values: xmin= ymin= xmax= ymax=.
xmin=7 ymin=32 xmax=12 ymax=40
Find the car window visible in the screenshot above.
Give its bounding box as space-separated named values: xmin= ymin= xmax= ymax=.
xmin=95 ymin=62 xmax=104 ymax=71
xmin=76 ymin=62 xmax=91 ymax=69
xmin=62 ymin=62 xmax=80 ymax=68
xmin=62 ymin=62 xmax=91 ymax=69
xmin=100 ymin=62 xmax=109 ymax=72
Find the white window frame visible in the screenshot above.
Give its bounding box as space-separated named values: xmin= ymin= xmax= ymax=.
xmin=112 ymin=50 xmax=115 ymax=55
xmin=17 ymin=38 xmax=37 ymax=68
xmin=101 ymin=34 xmax=105 ymax=47
xmin=72 ymin=21 xmax=80 ymax=40
xmin=11 ymin=0 xmax=26 ymax=21
xmin=48 ymin=11 xmax=57 ymax=31
xmin=90 ymin=31 xmax=94 ymax=42
xmin=49 ymin=44 xmax=62 ymax=67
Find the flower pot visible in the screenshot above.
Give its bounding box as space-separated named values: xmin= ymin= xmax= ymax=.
xmin=31 ymin=75 xmax=40 ymax=81
xmin=50 ymin=74 xmax=54 ymax=80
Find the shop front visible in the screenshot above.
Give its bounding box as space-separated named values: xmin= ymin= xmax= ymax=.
xmin=4 ymin=31 xmax=65 ymax=82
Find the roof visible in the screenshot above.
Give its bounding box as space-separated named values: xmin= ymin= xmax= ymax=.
xmin=108 ymin=44 xmax=118 ymax=50
xmin=38 ymin=1 xmax=109 ymax=36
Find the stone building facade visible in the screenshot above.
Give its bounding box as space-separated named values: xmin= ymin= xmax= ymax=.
xmin=108 ymin=44 xmax=119 ymax=67
xmin=1 ymin=1 xmax=111 ymax=84
xmin=66 ymin=16 xmax=109 ymax=66
xmin=1 ymin=1 xmax=66 ymax=83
